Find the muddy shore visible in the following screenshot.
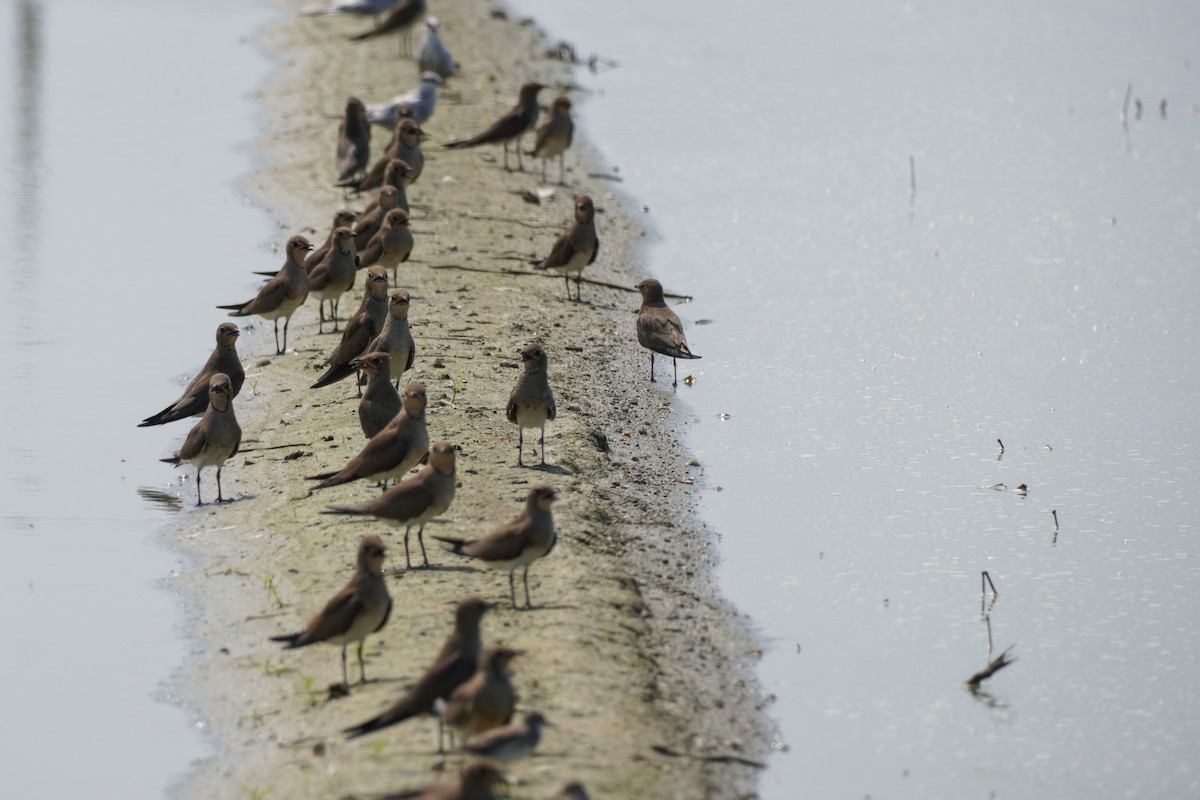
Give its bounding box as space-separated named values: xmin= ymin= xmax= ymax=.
xmin=170 ymin=1 xmax=767 ymax=797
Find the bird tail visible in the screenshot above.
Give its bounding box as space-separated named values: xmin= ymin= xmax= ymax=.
xmin=442 ymin=138 xmax=477 ymax=150
xmin=269 ymin=632 xmax=303 ymax=648
xmin=431 ymin=535 xmax=469 ymax=556
xmin=344 ymin=706 xmax=416 ymax=739
xmin=138 ymin=404 xmax=178 ymax=427
xmin=310 ymin=361 xmax=358 ymax=389
xmin=160 ymin=456 xmax=182 ymax=466
xmin=216 ymin=302 xmax=247 ymax=313
xmin=531 ymin=259 xmax=547 ymax=270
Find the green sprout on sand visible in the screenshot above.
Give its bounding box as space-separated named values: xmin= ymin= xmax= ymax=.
xmin=450 ymin=376 xmax=463 ymax=406
xmin=263 ymin=573 xmax=285 ymax=609
xmin=261 ymin=660 xmax=295 ymax=678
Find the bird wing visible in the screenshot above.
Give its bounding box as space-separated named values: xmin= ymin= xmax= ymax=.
xmin=539 ymin=229 xmax=576 ymax=270
xmin=463 ymin=522 xmax=530 ymax=562
xmin=589 ymin=235 xmax=600 ymax=266
xmin=294 ymin=584 xmax=362 ymax=646
xmin=176 ymin=421 xmax=210 ymax=462
xmin=445 ymin=108 xmax=528 ymax=148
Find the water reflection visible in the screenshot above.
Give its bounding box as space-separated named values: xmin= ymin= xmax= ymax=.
xmin=137 ymin=487 xmax=185 ymax=514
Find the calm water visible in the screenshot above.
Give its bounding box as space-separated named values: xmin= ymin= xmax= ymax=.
xmin=0 ymin=0 xmax=275 ymax=796
xmin=516 ymin=0 xmax=1199 ymax=797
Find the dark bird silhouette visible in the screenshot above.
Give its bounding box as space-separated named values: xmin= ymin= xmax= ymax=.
xmin=444 ymin=82 xmax=545 ymax=171
xmin=138 ymin=323 xmax=244 ymax=427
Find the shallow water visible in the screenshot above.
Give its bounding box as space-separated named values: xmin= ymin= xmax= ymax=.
xmin=515 ymin=0 xmax=1199 ymax=796
xmin=0 ymin=0 xmax=276 ymax=795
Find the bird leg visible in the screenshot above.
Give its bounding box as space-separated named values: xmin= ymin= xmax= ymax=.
xmin=649 ymin=353 xmax=656 ymax=382
xmin=508 ymin=571 xmax=518 ymax=609
xmin=539 ymin=422 xmax=546 ymax=465
xmin=357 ymin=641 xmax=367 ymax=684
xmin=523 ymin=566 xmax=532 ymax=608
xmin=215 ymin=465 xmax=225 ymax=503
xmin=340 ymin=643 xmax=349 ymax=688
xmin=273 ymin=317 xmax=283 ymax=355
xmin=195 ymin=469 xmax=204 ymax=507
xmin=417 ymin=524 xmax=429 ymax=567
xmin=517 ymin=426 xmax=525 ymax=466
xmin=282 ymin=316 xmax=292 ymax=353
xmin=403 ymin=524 xmax=414 ymax=569
xmin=672 ymin=357 xmax=679 ymax=388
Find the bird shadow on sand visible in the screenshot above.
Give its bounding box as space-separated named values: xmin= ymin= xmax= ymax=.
xmin=520 ymin=463 xmax=571 ymax=476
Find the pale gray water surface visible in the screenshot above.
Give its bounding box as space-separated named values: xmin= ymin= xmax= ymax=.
xmin=516 ymin=1 xmax=1199 ymax=797
xmin=0 ymin=1 xmax=276 ymax=796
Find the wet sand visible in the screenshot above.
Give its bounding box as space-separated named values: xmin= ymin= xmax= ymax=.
xmin=172 ymin=1 xmax=766 ymax=797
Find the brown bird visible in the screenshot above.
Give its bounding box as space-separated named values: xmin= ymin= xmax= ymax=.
xmin=160 ymin=373 xmax=242 ymax=505
xmin=438 ymin=647 xmax=518 ymax=741
xmin=356 ymin=352 xmax=402 ymax=438
xmin=307 ymin=381 xmax=429 ymax=491
xmin=435 ymin=485 xmax=558 ymax=609
xmin=305 ymin=209 xmax=359 ymax=272
xmin=364 ymin=288 xmax=415 ymax=386
xmin=311 ymin=266 xmax=390 ymax=390
xmin=323 ymin=440 xmax=456 ymax=568
xmin=360 ymin=159 xmax=412 ymax=218
xmin=269 ymin=534 xmax=392 ymax=686
xmin=348 ymin=0 xmax=426 ymax=56
xmin=307 ymin=226 xmax=359 ymax=333
xmin=360 ymin=209 xmax=414 ymax=284
xmin=336 ymin=96 xmax=372 ymax=187
xmin=344 ymin=596 xmax=491 ymax=749
xmin=635 ymin=278 xmax=701 ymax=387
xmin=359 ymin=118 xmax=424 ymax=190
xmin=353 ymin=185 xmax=401 ymax=252
xmin=534 ymin=194 xmax=598 ymax=302
xmin=217 ymin=235 xmax=313 ymax=355
xmin=444 ymin=82 xmax=545 ymax=172
xmin=460 ymin=710 xmax=548 ymax=764
xmin=379 ymin=757 xmax=504 ymax=800
xmin=530 ymin=95 xmax=574 ymax=184
xmin=138 ymin=323 xmax=244 ymax=427
xmin=506 ymin=343 xmax=556 ymax=466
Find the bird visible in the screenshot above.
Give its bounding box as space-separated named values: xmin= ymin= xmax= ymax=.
xmin=301 ymin=0 xmax=395 ymax=19
xmin=391 ymin=118 xmax=425 ymax=184
xmin=530 ymin=95 xmax=574 ymax=184
xmin=354 ymin=184 xmax=402 ymax=252
xmin=438 ymin=647 xmax=518 ymax=742
xmin=360 ymin=160 xmax=412 ymax=220
xmin=138 ymin=323 xmax=244 ymax=427
xmin=307 ymin=226 xmax=359 ymax=333
xmin=348 ymin=0 xmax=426 ymax=57
xmin=506 ymin=343 xmax=556 ymax=466
xmin=363 ymin=288 xmax=415 ymax=386
xmin=356 ymin=352 xmax=402 ymax=438
xmin=434 ymin=485 xmax=558 ymax=609
xmin=268 ymin=534 xmax=392 ymax=687
xmin=307 ymin=381 xmax=429 ymax=491
xmin=311 ymin=266 xmax=390 ymax=391
xmin=344 ymin=596 xmax=491 ymax=749
xmin=417 ymin=17 xmax=456 ymax=79
xmin=159 ymin=373 xmax=242 ymax=505
xmin=549 ymin=782 xmax=591 ymax=800
xmin=460 ymin=710 xmax=548 ymax=764
xmin=305 ymin=209 xmax=359 ymax=272
xmin=444 ymin=82 xmax=545 ymax=172
xmin=634 ymin=278 xmax=701 ymax=387
xmin=323 ymin=440 xmax=456 ymax=569
xmin=360 ymin=209 xmax=414 ymax=285
xmin=336 ymin=96 xmax=372 ymax=187
xmin=366 ymin=71 xmax=443 ymax=128
xmin=379 ymin=757 xmax=504 ymax=800
xmin=217 ymin=235 xmax=312 ymax=355
xmin=534 ymin=194 xmax=598 ymax=302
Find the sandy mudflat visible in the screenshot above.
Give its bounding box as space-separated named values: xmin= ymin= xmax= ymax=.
xmin=171 ymin=1 xmax=767 ymax=797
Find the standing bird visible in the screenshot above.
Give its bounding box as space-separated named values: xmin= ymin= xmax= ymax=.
xmin=324 ymin=440 xmax=456 ymax=569
xmin=417 ymin=17 xmax=456 ymax=79
xmin=217 ymin=235 xmax=312 ymax=355
xmin=359 ymin=118 xmax=425 ymax=190
xmin=268 ymin=534 xmax=392 ymax=687
xmin=534 ymin=194 xmax=598 ymax=302
xmin=138 ymin=323 xmax=244 ymax=427
xmin=336 ymin=96 xmax=372 ymax=187
xmin=311 ymin=267 xmax=390 ymax=391
xmin=634 ymin=278 xmax=701 ymax=387
xmin=506 ymin=343 xmax=556 ymax=466
xmin=438 ymin=647 xmax=518 ymax=742
xmin=461 ymin=710 xmax=549 ymax=764
xmin=360 ymin=160 xmax=412 ymax=219
xmin=307 ymin=226 xmax=359 ymax=333
xmin=160 ymin=373 xmax=241 ymax=505
xmin=354 ymin=185 xmax=402 ymax=251
xmin=344 ymin=596 xmax=492 ymax=748
xmin=444 ymin=82 xmax=545 ymax=172
xmin=360 ymin=209 xmax=414 ymax=285
xmin=530 ymin=95 xmax=574 ymax=184
xmin=377 ymin=758 xmax=504 ymax=800
xmin=364 ymin=288 xmax=415 ymax=386
xmin=307 ymin=382 xmax=429 ymax=491
xmin=305 ymin=209 xmax=359 ymax=271
xmin=356 ymin=351 xmax=402 ymax=438
xmin=348 ymin=0 xmax=426 ymax=57
xmin=434 ymin=485 xmax=558 ymax=609
xmin=366 ymin=71 xmax=443 ymax=128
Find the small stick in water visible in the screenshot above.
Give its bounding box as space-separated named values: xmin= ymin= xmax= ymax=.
xmin=981 ymin=570 xmax=998 ymax=598
xmin=997 ymin=438 xmax=1005 ymax=452
xmin=1052 ymin=509 xmax=1059 ymax=531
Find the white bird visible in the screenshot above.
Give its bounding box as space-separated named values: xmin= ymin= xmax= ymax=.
xmin=417 ymin=17 xmax=456 ymax=79
xmin=366 ymin=71 xmax=443 ymax=129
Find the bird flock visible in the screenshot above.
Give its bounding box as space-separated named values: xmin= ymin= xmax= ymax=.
xmin=140 ymin=2 xmax=703 ymax=797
